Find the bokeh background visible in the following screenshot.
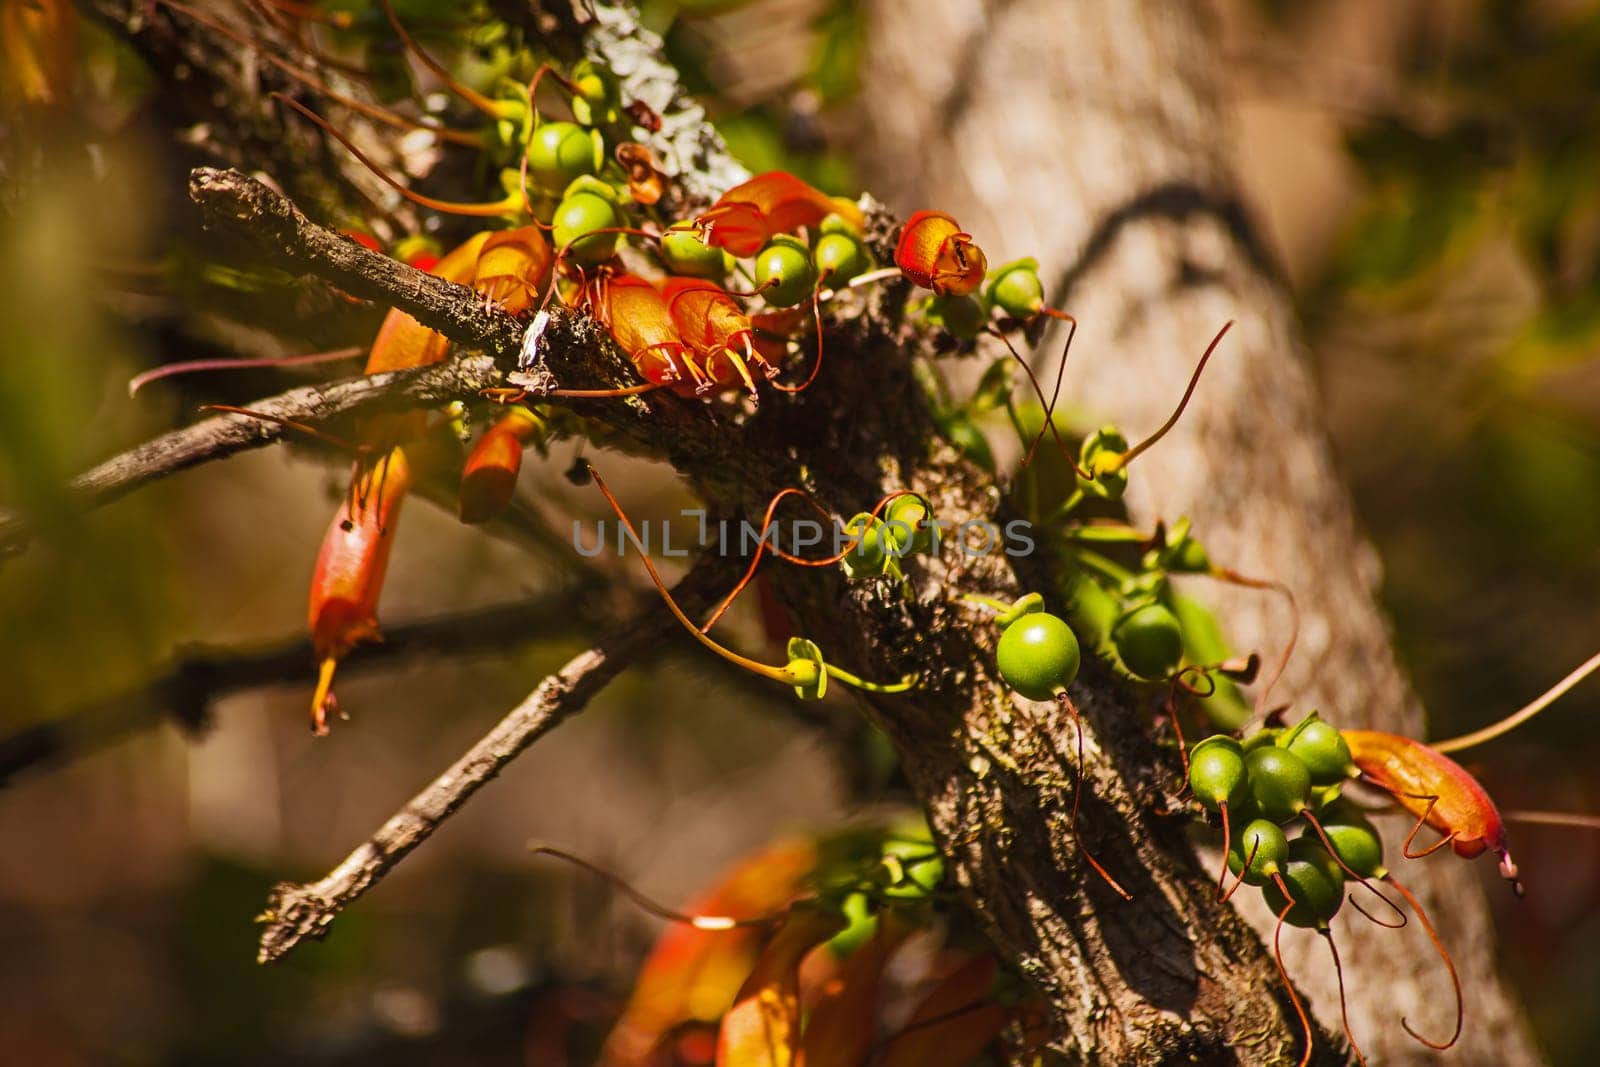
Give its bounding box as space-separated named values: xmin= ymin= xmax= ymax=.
xmin=2 ymin=0 xmax=1598 ymax=1062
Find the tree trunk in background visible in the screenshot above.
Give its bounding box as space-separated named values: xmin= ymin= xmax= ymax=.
xmin=856 ymin=2 xmax=1540 ymax=1063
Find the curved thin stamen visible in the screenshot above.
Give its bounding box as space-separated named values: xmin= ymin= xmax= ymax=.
xmin=198 ymin=403 xmax=365 ymax=454
xmin=1386 ymin=874 xmax=1463 ymax=1050
xmin=1321 ymin=928 xmax=1368 ymax=1067
xmin=1300 ymin=810 xmax=1406 ymax=929
xmin=1058 ymin=693 xmax=1133 ymax=900
xmin=1431 ymin=650 xmax=1600 ymax=754
xmin=1208 ymin=567 xmax=1298 ymax=716
xmin=275 ymin=94 xmax=519 ymax=216
xmin=1111 ymin=320 xmax=1232 ymax=471
xmin=1502 ymin=810 xmax=1600 ymax=831
xmin=1267 ymin=875 xmax=1315 ymax=1067
xmin=987 ymin=326 xmax=1093 ymax=480
xmin=1022 ymin=310 xmax=1076 ymax=470
xmin=377 ymin=0 xmax=507 ymax=119
xmin=129 ymin=346 xmax=363 ymax=396
xmin=1217 ymin=804 xmax=1255 ymax=903
xmin=769 ymin=269 xmax=829 ymax=394
xmin=159 ymin=0 xmax=481 ymax=146
xmin=528 ymin=845 xmax=776 ymax=930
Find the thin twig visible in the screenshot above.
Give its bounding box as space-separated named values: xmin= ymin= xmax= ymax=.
xmin=255 ymin=553 xmax=734 ymax=963
xmin=0 ymin=587 xmax=604 ymax=786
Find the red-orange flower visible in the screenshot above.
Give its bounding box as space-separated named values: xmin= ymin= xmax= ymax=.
xmin=308 ymin=447 xmax=411 ymax=734
xmin=895 ymin=210 xmax=987 ymax=296
xmin=1342 ymin=730 xmax=1519 ymax=890
xmin=661 ymin=277 xmax=767 ymax=395
xmin=698 ymin=171 xmax=864 ymax=258
xmin=457 ymin=408 xmax=543 ymax=525
xmin=594 ymin=273 xmax=696 ymax=390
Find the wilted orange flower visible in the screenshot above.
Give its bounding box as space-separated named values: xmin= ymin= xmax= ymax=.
xmin=894 ymin=210 xmax=987 ymax=296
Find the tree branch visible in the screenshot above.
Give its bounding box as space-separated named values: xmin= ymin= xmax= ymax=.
xmin=255 ymin=552 xmax=735 ymax=963
xmin=0 ymin=585 xmax=608 ymax=787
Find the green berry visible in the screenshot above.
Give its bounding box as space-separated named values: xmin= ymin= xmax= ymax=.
xmin=819 ymin=212 xmax=860 ymax=237
xmin=660 ymin=223 xmax=727 ymax=280
xmin=813 ymin=232 xmax=870 ymax=284
xmin=842 ymin=513 xmax=891 ymax=579
xmin=553 ymin=192 xmax=623 ymax=265
xmin=1187 ymin=735 xmax=1247 ymax=813
xmin=1244 ymin=746 xmax=1312 ymax=823
xmin=569 ymin=60 xmax=622 ymax=127
xmin=1111 ymin=602 xmax=1183 ymax=680
xmin=1226 ymin=818 xmax=1289 ymax=885
xmin=525 ymin=121 xmax=603 ymax=191
xmin=881 ymin=836 xmax=943 ymax=900
xmin=884 ymin=494 xmax=936 ymax=556
xmin=996 ymin=612 xmax=1081 ymax=701
xmin=1316 ymin=801 xmax=1386 ymax=879
xmin=986 ymin=257 xmax=1044 ymax=318
xmin=1282 ymin=714 xmax=1357 ymax=786
xmin=1261 ymin=838 xmax=1346 ymax=929
xmin=1077 ymin=426 xmax=1130 ymax=500
xmin=931 ymin=294 xmax=988 ymax=339
xmin=755 ymin=235 xmax=819 ymax=308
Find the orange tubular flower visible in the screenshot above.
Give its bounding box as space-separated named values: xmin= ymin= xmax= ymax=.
xmin=362 ymin=230 xmax=491 ymax=376
xmin=594 ymin=273 xmax=697 ymax=390
xmin=469 ymin=225 xmax=553 ymax=314
xmin=1342 ymin=730 xmax=1520 ymax=892
xmin=308 ymin=447 xmax=412 ymax=734
xmin=895 ymin=210 xmax=988 ymax=296
xmin=698 ymin=171 xmax=864 ymax=257
xmin=457 ymin=408 xmax=543 ymax=525
xmin=715 ymin=905 xmax=846 ymax=1067
xmin=661 ymin=277 xmax=769 ymax=396
xmin=602 ymin=838 xmax=819 ymax=1067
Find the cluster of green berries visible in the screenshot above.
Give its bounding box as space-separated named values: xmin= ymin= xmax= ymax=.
xmin=1188 ymin=714 xmax=1383 ymax=929
xmin=922 ymin=257 xmax=1051 ymax=340
xmin=841 ymin=493 xmax=937 ymax=580
xmin=753 ymin=215 xmax=875 ymax=308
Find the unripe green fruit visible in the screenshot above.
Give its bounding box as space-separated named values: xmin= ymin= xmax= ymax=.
xmin=1283 ymin=716 xmax=1357 ymax=786
xmin=996 ymin=612 xmax=1081 ymax=701
xmin=813 ymin=232 xmax=870 ymax=284
xmin=755 ymin=235 xmax=818 ymax=308
xmin=819 ymin=212 xmax=860 ymax=237
xmin=1243 ymin=746 xmax=1312 ymax=823
xmin=553 ymin=192 xmax=623 ymax=265
xmin=525 ymin=121 xmax=603 ymax=191
xmin=660 ymin=224 xmax=727 ymax=279
xmin=881 ymin=836 xmax=944 ymax=900
xmin=884 ymin=494 xmax=936 ymax=556
xmin=931 ymin=294 xmax=988 ymax=339
xmin=1262 ymin=839 xmax=1346 ymax=929
xmin=1227 ymin=818 xmax=1289 ymax=885
xmin=842 ymin=513 xmax=891 ymax=579
xmin=569 ymin=59 xmax=622 ymax=126
xmin=1078 ymin=426 xmax=1130 ymax=500
xmin=1316 ymin=801 xmax=1386 ymax=879
xmin=987 ymin=259 xmax=1045 ymax=318
xmin=1187 ymin=735 xmax=1247 ymax=813
xmin=1111 ymin=602 xmax=1183 ymax=680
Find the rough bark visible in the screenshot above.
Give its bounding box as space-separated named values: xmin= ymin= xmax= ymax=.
xmin=857 ymin=1 xmax=1539 ymax=1063
xmin=20 ymin=0 xmax=1465 ymax=1061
